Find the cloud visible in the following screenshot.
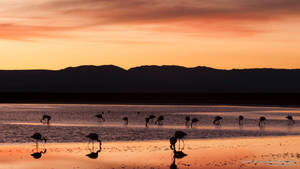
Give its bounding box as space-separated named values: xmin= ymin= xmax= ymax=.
xmin=1 ymin=0 xmax=300 ymax=40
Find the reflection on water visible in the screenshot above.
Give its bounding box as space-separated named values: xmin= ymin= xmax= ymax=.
xmin=170 ymin=150 xmax=188 ymax=169
xmin=0 ymin=136 xmax=299 ymax=169
xmin=31 ymin=148 xmax=47 ymax=159
xmin=86 ymin=147 xmax=102 ymax=159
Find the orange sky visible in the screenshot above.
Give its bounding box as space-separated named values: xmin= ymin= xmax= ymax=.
xmin=0 ymin=0 xmax=300 ymax=70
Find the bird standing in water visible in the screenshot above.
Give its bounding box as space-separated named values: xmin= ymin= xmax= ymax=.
xmin=238 ymin=115 xmax=244 ymax=126
xmin=123 ymin=117 xmax=129 ymax=125
xmin=145 ymin=117 xmax=150 ymax=127
xmin=169 ymin=136 xmax=177 ymax=150
xmin=31 ymin=133 xmax=47 ymax=149
xmin=185 ymin=116 xmax=191 ymax=126
xmin=86 ymin=133 xmax=102 ymax=149
xmin=95 ymin=113 xmax=105 ymax=122
xmin=258 ymin=116 xmax=267 ymax=128
xmin=191 ymin=118 xmax=199 ymax=128
xmin=213 ymin=116 xmax=223 ymax=126
xmin=286 ymin=115 xmax=295 ymax=125
xmin=174 ymin=131 xmax=187 ymax=150
xmin=149 ymin=115 xmax=156 ymax=123
xmin=40 ymin=115 xmax=51 ymax=125
xmin=155 ymin=115 xmax=164 ymax=125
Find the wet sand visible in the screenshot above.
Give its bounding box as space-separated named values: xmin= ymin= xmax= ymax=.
xmin=1 ymin=136 xmax=300 ymax=169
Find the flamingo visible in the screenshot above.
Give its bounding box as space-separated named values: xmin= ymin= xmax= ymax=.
xmin=185 ymin=116 xmax=191 ymax=126
xmin=145 ymin=117 xmax=150 ymax=127
xmin=31 ymin=133 xmax=47 ymax=148
xmin=95 ymin=113 xmax=105 ymax=122
xmin=238 ymin=115 xmax=244 ymax=126
xmin=190 ymin=118 xmax=199 ymax=128
xmin=174 ymin=131 xmax=187 ymax=149
xmin=40 ymin=115 xmax=51 ymax=125
xmin=123 ymin=117 xmax=129 ymax=125
xmin=170 ymin=136 xmax=177 ymax=150
xmin=286 ymin=115 xmax=295 ymax=125
xmin=258 ymin=116 xmax=267 ymax=127
xmin=213 ymin=116 xmax=223 ymax=126
xmin=86 ymin=133 xmax=102 ymax=149
xmin=155 ymin=115 xmax=164 ymax=125
xmin=149 ymin=115 xmax=156 ymax=123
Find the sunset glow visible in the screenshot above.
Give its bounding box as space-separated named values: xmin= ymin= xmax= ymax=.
xmin=1 ymin=0 xmax=300 ymax=70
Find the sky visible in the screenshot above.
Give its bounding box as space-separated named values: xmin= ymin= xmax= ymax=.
xmin=0 ymin=0 xmax=300 ymax=70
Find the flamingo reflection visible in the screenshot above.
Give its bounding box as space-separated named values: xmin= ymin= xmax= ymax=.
xmin=86 ymin=146 xmax=102 ymax=159
xmin=170 ymin=149 xmax=187 ymax=169
xmin=31 ymin=148 xmax=47 ymax=159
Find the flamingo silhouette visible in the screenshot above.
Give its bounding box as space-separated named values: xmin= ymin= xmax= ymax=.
xmin=191 ymin=118 xmax=199 ymax=128
xmin=238 ymin=115 xmax=244 ymax=126
xmin=123 ymin=117 xmax=129 ymax=125
xmin=31 ymin=148 xmax=47 ymax=159
xmin=31 ymin=133 xmax=47 ymax=149
xmin=145 ymin=117 xmax=150 ymax=127
xmin=286 ymin=115 xmax=295 ymax=125
xmin=174 ymin=131 xmax=187 ymax=150
xmin=149 ymin=115 xmax=156 ymax=123
xmin=86 ymin=133 xmax=102 ymax=149
xmin=31 ymin=133 xmax=47 ymax=143
xmin=185 ymin=116 xmax=191 ymax=126
xmin=40 ymin=115 xmax=51 ymax=125
xmin=258 ymin=116 xmax=267 ymax=128
xmin=95 ymin=113 xmax=105 ymax=122
xmin=155 ymin=115 xmax=164 ymax=125
xmin=213 ymin=116 xmax=223 ymax=126
xmin=169 ymin=136 xmax=177 ymax=150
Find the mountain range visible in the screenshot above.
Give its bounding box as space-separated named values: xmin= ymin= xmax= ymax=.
xmin=1 ymin=65 xmax=300 ymax=93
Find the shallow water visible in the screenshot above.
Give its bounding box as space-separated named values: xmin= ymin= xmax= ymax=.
xmin=0 ymin=104 xmax=299 ymax=143
xmin=1 ymin=136 xmax=300 ymax=169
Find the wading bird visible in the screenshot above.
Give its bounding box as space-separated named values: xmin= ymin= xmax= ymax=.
xmin=40 ymin=115 xmax=51 ymax=125
xmin=174 ymin=131 xmax=187 ymax=149
xmin=190 ymin=118 xmax=199 ymax=128
xmin=149 ymin=115 xmax=156 ymax=123
xmin=123 ymin=117 xmax=129 ymax=125
xmin=169 ymin=136 xmax=177 ymax=150
xmin=258 ymin=116 xmax=267 ymax=127
xmin=145 ymin=117 xmax=150 ymax=127
xmin=286 ymin=115 xmax=295 ymax=125
xmin=213 ymin=116 xmax=223 ymax=126
xmin=95 ymin=113 xmax=105 ymax=122
xmin=155 ymin=115 xmax=164 ymax=125
xmin=185 ymin=116 xmax=191 ymax=126
xmin=31 ymin=133 xmax=47 ymax=148
xmin=86 ymin=133 xmax=102 ymax=149
xmin=238 ymin=115 xmax=244 ymax=126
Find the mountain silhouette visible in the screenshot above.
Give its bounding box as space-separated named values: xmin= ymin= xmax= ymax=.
xmin=0 ymin=65 xmax=300 ymax=93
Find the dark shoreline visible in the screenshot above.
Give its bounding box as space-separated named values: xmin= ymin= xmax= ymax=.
xmin=0 ymin=93 xmax=300 ymax=107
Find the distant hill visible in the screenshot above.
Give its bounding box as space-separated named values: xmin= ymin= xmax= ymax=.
xmin=0 ymin=65 xmax=300 ymax=93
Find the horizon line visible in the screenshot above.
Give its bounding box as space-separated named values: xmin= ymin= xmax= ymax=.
xmin=1 ymin=64 xmax=300 ymax=71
